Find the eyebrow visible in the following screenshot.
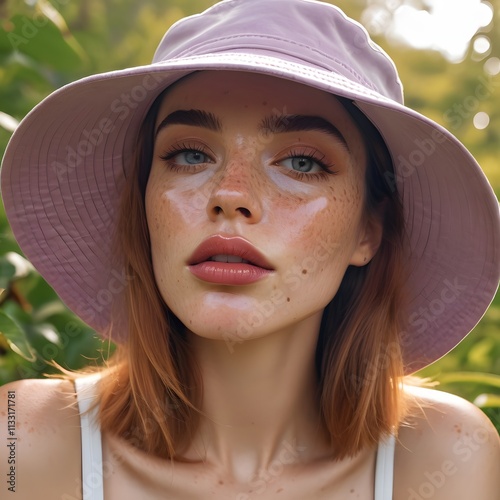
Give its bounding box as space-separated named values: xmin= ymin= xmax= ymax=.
xmin=155 ymin=109 xmax=349 ymax=151
xmin=260 ymin=114 xmax=349 ymax=151
xmin=156 ymin=109 xmax=222 ymax=136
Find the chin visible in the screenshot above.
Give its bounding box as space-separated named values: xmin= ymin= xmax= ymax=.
xmin=181 ymin=311 xmax=265 ymax=345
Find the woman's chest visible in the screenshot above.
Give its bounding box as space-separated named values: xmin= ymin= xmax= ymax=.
xmin=102 ymin=436 xmax=377 ymax=500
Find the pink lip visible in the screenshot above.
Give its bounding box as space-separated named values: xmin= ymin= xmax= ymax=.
xmin=188 ymin=235 xmax=274 ymax=285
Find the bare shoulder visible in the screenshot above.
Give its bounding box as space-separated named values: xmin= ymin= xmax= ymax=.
xmin=394 ymin=385 xmax=500 ymax=500
xmin=0 ymin=378 xmax=82 ymax=499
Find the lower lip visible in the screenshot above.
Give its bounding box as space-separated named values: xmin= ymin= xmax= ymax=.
xmin=189 ymin=262 xmax=273 ymax=285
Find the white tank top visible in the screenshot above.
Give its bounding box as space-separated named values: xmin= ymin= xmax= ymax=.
xmin=75 ymin=376 xmax=395 ymax=500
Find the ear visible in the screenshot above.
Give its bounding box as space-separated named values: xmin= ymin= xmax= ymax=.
xmin=349 ymin=213 xmax=383 ymax=267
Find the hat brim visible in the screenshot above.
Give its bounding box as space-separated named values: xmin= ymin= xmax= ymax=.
xmin=2 ymin=53 xmax=499 ymax=373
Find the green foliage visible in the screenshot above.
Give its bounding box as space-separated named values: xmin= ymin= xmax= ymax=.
xmin=0 ymin=251 xmax=112 ymax=383
xmin=0 ymin=0 xmax=499 ymax=431
xmin=0 ymin=0 xmax=118 ymax=382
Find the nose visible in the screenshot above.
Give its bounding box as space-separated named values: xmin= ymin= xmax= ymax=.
xmin=206 ymin=157 xmax=264 ymax=223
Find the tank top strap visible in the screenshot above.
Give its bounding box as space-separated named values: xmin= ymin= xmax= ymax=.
xmin=374 ymin=433 xmax=396 ymax=500
xmin=75 ymin=375 xmax=104 ymax=500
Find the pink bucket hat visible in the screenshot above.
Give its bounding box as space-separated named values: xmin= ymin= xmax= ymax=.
xmin=1 ymin=0 xmax=499 ymax=373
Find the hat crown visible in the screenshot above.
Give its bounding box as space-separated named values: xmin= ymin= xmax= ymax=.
xmin=153 ymin=0 xmax=403 ymax=103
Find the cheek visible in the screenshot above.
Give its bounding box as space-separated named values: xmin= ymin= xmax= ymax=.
xmin=145 ymin=178 xmax=192 ymax=290
xmin=146 ymin=186 xmax=175 ymax=252
xmin=276 ymin=185 xmax=365 ymax=299
xmin=275 ymin=183 xmax=364 ymax=260
xmin=321 ymin=188 xmax=363 ymax=250
xmin=146 ymin=174 xmax=206 ymax=246
xmin=146 ymin=179 xmax=197 ymax=309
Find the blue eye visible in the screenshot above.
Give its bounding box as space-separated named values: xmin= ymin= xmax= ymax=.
xmin=275 ymin=150 xmax=338 ymax=180
xmin=281 ymin=156 xmax=323 ymax=173
xmin=173 ymin=150 xmax=210 ymax=165
xmin=291 ymin=157 xmax=316 ymax=172
xmin=160 ymin=146 xmax=212 ymax=166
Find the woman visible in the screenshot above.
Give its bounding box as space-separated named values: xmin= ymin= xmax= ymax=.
xmin=1 ymin=0 xmax=499 ymax=498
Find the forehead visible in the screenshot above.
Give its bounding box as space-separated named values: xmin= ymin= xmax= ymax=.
xmin=156 ymin=71 xmax=367 ymax=166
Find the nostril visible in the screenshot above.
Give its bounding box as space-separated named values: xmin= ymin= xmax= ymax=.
xmin=237 ymin=207 xmax=251 ymax=218
xmin=212 ymin=206 xmax=252 ymax=218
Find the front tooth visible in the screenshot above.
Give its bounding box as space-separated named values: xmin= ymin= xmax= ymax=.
xmin=212 ymin=254 xmax=231 ymax=263
xmin=228 ymin=255 xmax=245 ymax=263
xmin=211 ymin=254 xmax=248 ymax=263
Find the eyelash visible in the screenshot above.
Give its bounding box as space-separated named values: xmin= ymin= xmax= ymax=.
xmin=159 ymin=142 xmax=213 ymax=171
xmin=159 ymin=144 xmax=338 ymax=181
xmin=276 ymin=149 xmax=338 ymax=181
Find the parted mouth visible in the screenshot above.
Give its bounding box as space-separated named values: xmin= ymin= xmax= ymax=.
xmin=208 ymin=254 xmax=251 ymax=264
xmin=188 ymin=235 xmax=275 ymax=270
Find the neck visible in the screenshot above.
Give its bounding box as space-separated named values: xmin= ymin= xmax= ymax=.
xmin=185 ymin=312 xmax=331 ymax=479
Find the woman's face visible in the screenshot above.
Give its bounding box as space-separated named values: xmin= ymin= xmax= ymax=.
xmin=146 ymin=71 xmax=380 ymax=343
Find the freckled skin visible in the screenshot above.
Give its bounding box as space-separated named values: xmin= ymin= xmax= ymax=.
xmin=146 ymin=71 xmax=379 ymax=342
xmin=2 ymin=76 xmax=499 ymax=500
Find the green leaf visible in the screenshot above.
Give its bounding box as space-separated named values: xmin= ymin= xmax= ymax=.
xmin=474 ymin=394 xmax=500 ymax=408
xmin=0 ymin=13 xmax=84 ymax=72
xmin=0 ymin=311 xmax=37 ymax=362
xmin=30 ymin=323 xmax=61 ymax=346
xmin=0 ymin=257 xmax=16 ymax=290
xmin=32 ymin=300 xmax=68 ymax=322
xmin=437 ymin=371 xmax=500 ymax=389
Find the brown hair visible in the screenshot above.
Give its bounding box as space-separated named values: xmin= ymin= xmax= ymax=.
xmin=98 ymin=86 xmax=408 ymax=460
xmin=318 ymin=97 xmax=408 ymax=456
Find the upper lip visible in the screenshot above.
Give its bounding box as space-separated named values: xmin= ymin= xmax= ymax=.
xmin=188 ymin=235 xmax=274 ymax=270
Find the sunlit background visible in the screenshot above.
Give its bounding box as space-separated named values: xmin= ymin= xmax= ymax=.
xmin=366 ymin=0 xmax=494 ymax=62
xmin=362 ymin=0 xmax=499 ymax=133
